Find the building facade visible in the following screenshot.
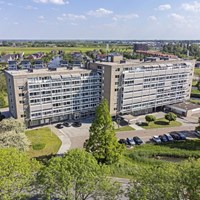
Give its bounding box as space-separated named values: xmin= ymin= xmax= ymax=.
xmin=5 ymin=58 xmax=195 ymax=127
xmin=90 ymin=59 xmax=195 ymax=116
xmin=4 ymin=68 xmax=101 ymax=127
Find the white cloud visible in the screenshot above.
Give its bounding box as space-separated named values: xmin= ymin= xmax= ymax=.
xmin=87 ymin=8 xmax=113 ymax=17
xmin=182 ymin=1 xmax=200 ymax=12
xmin=148 ymin=16 xmax=157 ymax=21
xmin=34 ymin=0 xmax=69 ymax=5
xmin=13 ymin=22 xmax=19 ymax=25
xmin=0 ymin=1 xmax=4 ymax=4
xmin=24 ymin=5 xmax=38 ymax=10
xmin=157 ymin=4 xmax=171 ymax=11
xmin=38 ymin=15 xmax=45 ymax=20
xmin=7 ymin=2 xmax=13 ymax=6
xmin=112 ymin=13 xmax=139 ymax=21
xmin=58 ymin=13 xmax=86 ymax=21
xmin=170 ymin=13 xmax=185 ymax=22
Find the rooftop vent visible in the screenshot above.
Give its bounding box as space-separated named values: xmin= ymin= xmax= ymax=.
xmin=120 ymin=60 xmax=126 ymax=64
xmin=48 ymin=67 xmax=57 ymax=71
xmin=28 ymin=68 xmax=33 ymax=73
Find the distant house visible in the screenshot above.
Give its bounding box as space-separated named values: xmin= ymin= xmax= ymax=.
xmin=8 ymin=61 xmax=18 ymax=70
xmin=27 ymin=52 xmax=44 ymax=60
xmin=19 ymin=60 xmax=31 ymax=69
xmin=72 ymin=61 xmax=83 ymax=68
xmin=33 ymin=60 xmax=45 ymax=69
xmin=0 ymin=53 xmax=24 ymax=63
xmin=60 ymin=60 xmax=68 ymax=67
xmin=96 ymin=54 xmax=107 ymax=61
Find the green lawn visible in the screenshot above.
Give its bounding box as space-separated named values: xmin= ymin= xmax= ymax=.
xmin=0 ymin=46 xmax=132 ymax=55
xmin=110 ymin=140 xmax=200 ymax=178
xmin=115 ymin=126 xmax=134 ymax=132
xmin=140 ymin=118 xmax=181 ymax=129
xmin=190 ymin=99 xmax=200 ymax=104
xmin=25 ymin=127 xmax=62 ymax=158
xmin=192 ymin=80 xmax=197 ymax=87
xmin=194 ymin=68 xmax=200 ymax=75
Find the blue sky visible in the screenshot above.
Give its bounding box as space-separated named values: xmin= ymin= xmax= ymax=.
xmin=0 ymin=0 xmax=200 ymax=40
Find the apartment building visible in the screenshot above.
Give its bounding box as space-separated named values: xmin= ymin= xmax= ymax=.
xmin=4 ymin=68 xmax=101 ymax=127
xmin=4 ymin=56 xmax=195 ymax=127
xmin=90 ymin=59 xmax=195 ymax=116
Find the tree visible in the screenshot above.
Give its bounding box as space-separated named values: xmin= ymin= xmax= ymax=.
xmin=0 ymin=93 xmax=6 ymax=108
xmin=38 ymin=149 xmax=121 ymax=200
xmin=0 ymin=118 xmax=30 ymax=151
xmin=145 ymin=115 xmax=156 ymax=125
xmin=85 ymin=99 xmax=125 ymax=164
xmin=0 ymin=148 xmax=40 ymax=200
xmin=126 ymin=159 xmax=200 ymax=200
xmin=165 ymin=112 xmax=177 ymax=124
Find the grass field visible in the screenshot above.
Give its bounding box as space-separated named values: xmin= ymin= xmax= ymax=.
xmin=25 ymin=127 xmax=61 ymax=158
xmin=110 ymin=140 xmax=200 ymax=178
xmin=194 ymin=68 xmax=200 ymax=75
xmin=115 ymin=126 xmax=135 ymax=132
xmin=0 ymin=46 xmax=132 ymax=55
xmin=190 ymin=99 xmax=200 ymax=104
xmin=140 ymin=118 xmax=181 ymax=129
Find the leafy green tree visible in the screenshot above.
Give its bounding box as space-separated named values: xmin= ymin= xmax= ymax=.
xmin=85 ymin=99 xmax=125 ymax=164
xmin=0 ymin=93 xmax=6 ymax=108
xmin=0 ymin=118 xmax=30 ymax=151
xmin=165 ymin=112 xmax=177 ymax=124
xmin=145 ymin=115 xmax=156 ymax=125
xmin=0 ymin=148 xmax=40 ymax=200
xmin=38 ymin=149 xmax=121 ymax=200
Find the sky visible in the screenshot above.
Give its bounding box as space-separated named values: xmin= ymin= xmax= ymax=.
xmin=0 ymin=0 xmax=200 ymax=40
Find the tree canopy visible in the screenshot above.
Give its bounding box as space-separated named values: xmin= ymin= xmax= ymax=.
xmin=0 ymin=148 xmax=40 ymax=200
xmin=38 ymin=149 xmax=121 ymax=200
xmin=165 ymin=112 xmax=177 ymax=124
xmin=0 ymin=118 xmax=30 ymax=151
xmin=145 ymin=115 xmax=156 ymax=125
xmin=85 ymin=99 xmax=124 ymax=164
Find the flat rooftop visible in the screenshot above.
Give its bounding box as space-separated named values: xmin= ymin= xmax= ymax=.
xmin=4 ymin=67 xmax=93 ymax=78
xmin=168 ymin=102 xmax=200 ymax=111
xmin=94 ymin=59 xmax=195 ymax=68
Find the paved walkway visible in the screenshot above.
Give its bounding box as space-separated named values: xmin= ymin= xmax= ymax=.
xmin=129 ymin=124 xmax=144 ymax=130
xmin=49 ymin=125 xmax=71 ymax=155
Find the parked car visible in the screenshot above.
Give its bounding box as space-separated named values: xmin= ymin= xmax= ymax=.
xmin=164 ymin=134 xmax=174 ymax=141
xmin=170 ymin=132 xmax=181 ymax=140
xmin=118 ymin=139 xmax=128 ymax=145
xmin=126 ymin=138 xmax=136 ymax=146
xmin=72 ymin=121 xmax=82 ymax=127
xmin=133 ymin=136 xmax=143 ymax=145
xmin=195 ymin=130 xmax=200 ymax=138
xmin=63 ymin=122 xmax=71 ymax=127
xmin=159 ymin=135 xmax=168 ymax=142
xmin=152 ymin=136 xmax=161 ymax=144
xmin=55 ymin=123 xmax=63 ymax=129
xmin=176 ymin=132 xmax=186 ymax=140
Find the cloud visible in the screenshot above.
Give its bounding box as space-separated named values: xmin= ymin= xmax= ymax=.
xmin=112 ymin=13 xmax=139 ymax=21
xmin=87 ymin=8 xmax=113 ymax=17
xmin=13 ymin=22 xmax=19 ymax=25
xmin=57 ymin=13 xmax=86 ymax=21
xmin=148 ymin=16 xmax=157 ymax=21
xmin=157 ymin=4 xmax=171 ymax=11
xmin=38 ymin=15 xmax=45 ymax=20
xmin=170 ymin=13 xmax=185 ymax=22
xmin=24 ymin=5 xmax=38 ymax=10
xmin=33 ymin=0 xmax=69 ymax=5
xmin=182 ymin=1 xmax=200 ymax=12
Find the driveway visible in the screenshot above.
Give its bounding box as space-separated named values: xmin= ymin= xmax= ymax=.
xmin=54 ymin=115 xmax=198 ymax=152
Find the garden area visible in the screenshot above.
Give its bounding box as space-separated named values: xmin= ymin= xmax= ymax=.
xmin=115 ymin=125 xmax=134 ymax=132
xmin=110 ymin=139 xmax=200 ymax=178
xmin=25 ymin=127 xmax=61 ymax=158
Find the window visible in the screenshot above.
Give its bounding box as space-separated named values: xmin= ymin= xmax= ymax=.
xmin=19 ymin=93 xmax=24 ymax=97
xmin=18 ymin=86 xmax=24 ymax=90
xmin=115 ymin=68 xmax=120 ymax=72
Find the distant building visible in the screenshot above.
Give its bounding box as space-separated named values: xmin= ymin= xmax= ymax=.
xmin=19 ymin=60 xmax=31 ymax=69
xmin=33 ymin=60 xmax=45 ymax=69
xmin=8 ymin=61 xmax=18 ymax=70
xmin=134 ymin=43 xmax=148 ymax=52
xmin=60 ymin=60 xmax=68 ymax=67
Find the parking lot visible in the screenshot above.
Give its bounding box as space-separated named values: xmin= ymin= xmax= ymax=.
xmin=53 ymin=116 xmax=199 ymax=152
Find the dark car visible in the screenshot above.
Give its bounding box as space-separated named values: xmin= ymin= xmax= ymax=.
xmin=72 ymin=121 xmax=82 ymax=127
xmin=170 ymin=132 xmax=181 ymax=140
xmin=133 ymin=136 xmax=143 ymax=145
xmin=126 ymin=138 xmax=136 ymax=146
xmin=164 ymin=134 xmax=174 ymax=142
xmin=63 ymin=122 xmax=71 ymax=127
xmin=159 ymin=135 xmax=168 ymax=142
xmin=55 ymin=123 xmax=63 ymax=129
xmin=118 ymin=139 xmax=128 ymax=145
xmin=177 ymin=132 xmax=186 ymax=140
